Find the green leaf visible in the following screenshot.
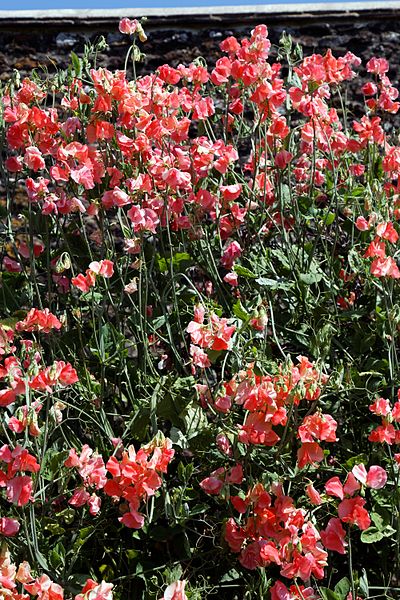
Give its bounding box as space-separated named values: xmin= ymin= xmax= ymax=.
xmin=220 ymin=568 xmax=241 ymax=583
xmin=255 ymin=277 xmax=293 ymax=290
xmin=71 ymin=51 xmax=82 ymax=77
xmin=180 ymin=402 xmax=208 ymax=438
xmin=345 ymin=454 xmax=368 ymax=470
xmin=233 ymin=265 xmax=257 ymax=278
xmin=334 ymin=577 xmax=351 ymax=599
xmin=233 ymin=299 xmax=249 ymax=321
xmin=299 ymin=271 xmax=323 ymax=285
xmin=359 ymin=568 xmax=369 ymax=597
xmin=360 ymin=527 xmax=384 ymax=543
xmin=41 ymin=450 xmax=69 ymax=481
xmin=323 ymin=212 xmax=336 ymax=226
xmin=157 ymin=252 xmax=192 ymax=273
xmin=319 ymin=588 xmax=341 ymax=600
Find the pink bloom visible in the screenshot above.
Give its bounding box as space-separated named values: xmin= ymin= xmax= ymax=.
xmin=102 ymin=187 xmax=130 ymax=209
xmin=214 ymin=394 xmax=232 ymax=413
xmin=0 ymin=517 xmax=20 ymax=537
xmin=275 ymin=150 xmax=293 ymax=169
xmin=306 ymin=483 xmax=322 ymax=505
xmin=24 ymin=575 xmax=64 ymax=600
xmin=338 ymin=497 xmax=371 ymax=530
xmin=223 ymin=272 xmax=238 ymax=286
xmin=163 ymin=580 xmax=187 ymax=600
xmin=71 ymin=271 xmax=96 ymax=293
xmin=221 ymin=241 xmax=242 ymax=269
xmin=200 ymin=470 xmax=224 ymax=495
xmin=24 ymin=146 xmax=45 ymax=172
xmin=325 ymin=477 xmax=344 ymax=500
xmin=71 ymin=164 xmax=95 ymax=190
xmin=76 ymin=580 xmax=113 ymax=600
xmin=369 ymin=397 xmax=391 ymax=416
xmin=89 ymin=259 xmax=114 ymax=278
xmin=355 ymin=216 xmax=369 ymax=231
xmin=226 ymin=464 xmax=243 ymax=485
xmin=219 ymin=184 xmax=242 ymax=202
xmin=320 ymin=518 xmax=347 ymax=554
xmin=366 ymin=465 xmax=387 ymax=489
xmin=343 ymin=473 xmax=360 ymax=496
xmin=190 ymin=344 xmax=211 ymax=368
xmin=119 ymin=509 xmax=145 ymax=529
xmin=16 ymin=308 xmax=62 ymax=334
xmin=6 ymin=475 xmax=33 ymax=506
xmin=376 ymin=221 xmax=399 ymax=243
xmin=216 ymin=433 xmax=232 ymax=456
xmin=371 ymin=256 xmax=400 ymax=279
xmin=88 ymin=493 xmax=102 ymax=516
xmin=3 ymin=257 xmax=22 ymax=273
xmin=352 ymin=464 xmax=368 ymax=485
xmin=119 ymin=17 xmax=139 ymax=35
xmin=297 ymin=442 xmax=324 ymax=468
xmin=69 ymin=488 xmax=90 ymax=509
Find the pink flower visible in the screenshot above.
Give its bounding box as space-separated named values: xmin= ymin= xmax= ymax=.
xmin=69 ymin=487 xmax=90 ymax=508
xmin=352 ymin=464 xmax=387 ymax=489
xmin=89 ymin=259 xmax=114 ymax=278
xmin=325 ymin=476 xmax=344 ymax=500
xmin=371 ymin=256 xmax=400 ymax=279
xmin=275 ymin=150 xmax=293 ymax=169
xmin=320 ymin=518 xmax=347 ymax=554
xmin=0 ymin=517 xmax=20 ymax=537
xmin=366 ymin=465 xmax=387 ymax=489
xmin=338 ymin=497 xmax=371 ymax=530
xmin=200 ymin=470 xmax=224 ymax=495
xmin=24 ymin=146 xmax=45 ymax=171
xmin=216 ymin=433 xmax=232 ymax=456
xmin=102 ymin=187 xmax=130 ymax=209
xmin=226 ymin=464 xmax=243 ymax=485
xmin=221 ymin=241 xmax=242 ymax=269
xmin=163 ymin=580 xmax=187 ymax=600
xmin=343 ymin=473 xmax=360 ymax=496
xmin=76 ymin=580 xmax=113 ymax=600
xmin=219 ymin=184 xmax=242 ymax=202
xmin=71 ymin=271 xmax=96 ymax=293
xmin=16 ymin=308 xmax=62 ymax=334
xmin=297 ymin=442 xmax=324 ymax=468
xmin=352 ymin=464 xmax=368 ymax=485
xmin=6 ymin=475 xmax=33 ymax=506
xmin=306 ymin=483 xmax=322 ymax=505
xmin=355 ymin=216 xmax=370 ymax=231
xmin=190 ymin=344 xmax=210 ymax=368
xmin=88 ymin=493 xmax=102 ymax=516
xmin=369 ymin=397 xmax=391 ymax=416
xmin=119 ymin=17 xmax=139 ymax=35
xmin=3 ymin=256 xmax=22 ymax=273
xmin=24 ymin=574 xmax=64 ymax=600
xmin=223 ymin=272 xmax=239 ymax=286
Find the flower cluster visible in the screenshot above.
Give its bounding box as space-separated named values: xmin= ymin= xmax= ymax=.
xmin=0 ymin=545 xmax=113 ymax=600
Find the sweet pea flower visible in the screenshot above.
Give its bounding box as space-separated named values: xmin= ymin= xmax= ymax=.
xmin=306 ymin=483 xmax=323 ymax=505
xmin=0 ymin=517 xmax=20 ymax=537
xmin=320 ymin=518 xmax=347 ymax=554
xmin=163 ymin=580 xmax=187 ymax=600
xmin=119 ymin=17 xmax=139 ymax=35
xmin=353 ymin=464 xmax=387 ymax=489
xmin=89 ymin=259 xmax=114 ymax=278
xmin=24 ymin=146 xmax=45 ymax=172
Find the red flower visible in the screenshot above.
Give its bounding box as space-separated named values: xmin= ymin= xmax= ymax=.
xmin=320 ymin=518 xmax=347 ymax=554
xmin=338 ymin=497 xmax=371 ymax=530
xmin=16 ymin=308 xmax=62 ymax=334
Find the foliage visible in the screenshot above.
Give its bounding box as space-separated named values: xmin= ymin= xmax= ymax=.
xmin=0 ymin=16 xmax=400 ymax=599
